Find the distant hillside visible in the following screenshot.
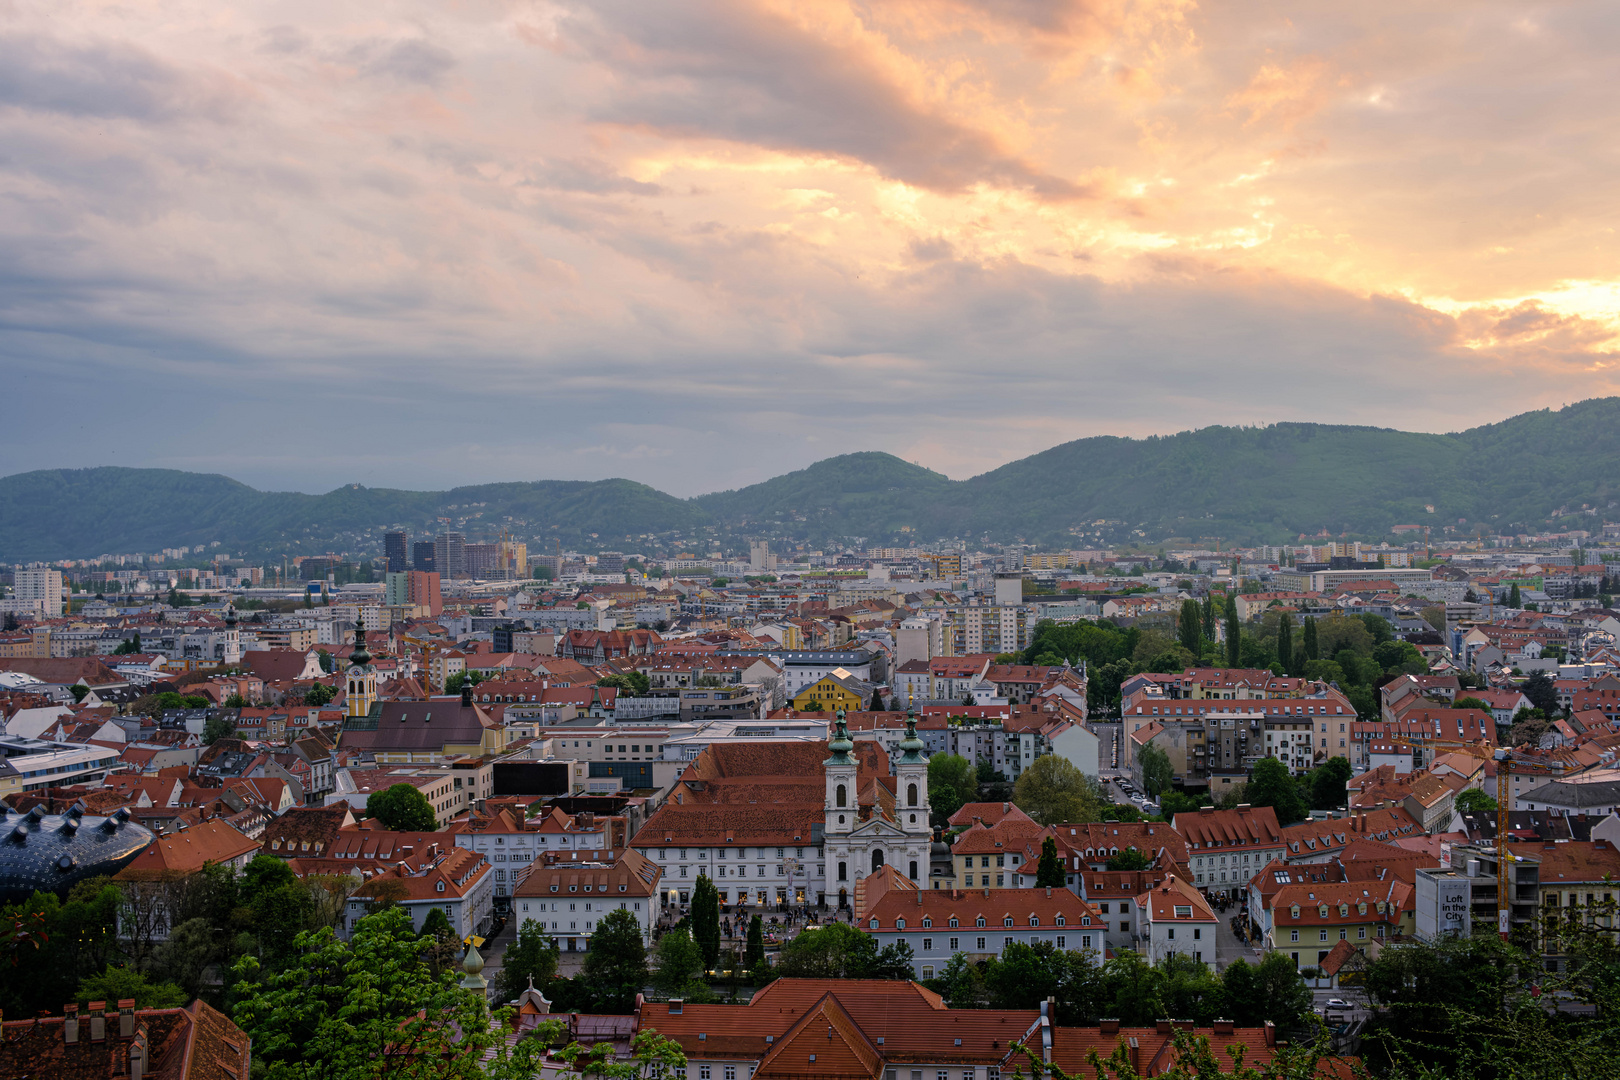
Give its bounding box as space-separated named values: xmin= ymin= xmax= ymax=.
xmin=5 ymin=400 xmax=1620 ymax=561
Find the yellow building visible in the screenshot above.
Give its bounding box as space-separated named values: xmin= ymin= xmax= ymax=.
xmin=791 ymin=670 xmax=874 ymax=712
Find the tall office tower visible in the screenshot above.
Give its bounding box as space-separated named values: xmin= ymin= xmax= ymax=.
xmin=13 ymin=567 xmax=64 ymax=617
xmin=463 ymin=543 xmax=497 ymax=579
xmin=413 ymin=541 xmax=436 ymax=573
xmin=435 ymin=532 xmax=467 ymax=579
xmin=384 ymin=531 xmax=409 ymax=573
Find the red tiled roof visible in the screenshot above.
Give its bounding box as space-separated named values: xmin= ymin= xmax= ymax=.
xmin=113 ymin=820 xmax=258 ymax=880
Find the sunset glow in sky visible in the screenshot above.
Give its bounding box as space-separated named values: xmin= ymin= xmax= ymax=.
xmin=3 ymin=0 xmax=1617 ymax=494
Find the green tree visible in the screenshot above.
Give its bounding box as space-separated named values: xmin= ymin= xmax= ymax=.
xmin=1177 ymin=598 xmax=1203 ymax=656
xmin=419 ymin=907 xmax=453 ymax=939
xmin=494 ymin=918 xmax=559 ymax=1002
xmin=75 ymin=965 xmax=187 ymax=1010
xmin=1201 ymin=595 xmax=1217 ymax=641
xmin=935 ymin=951 xmax=985 ymax=1008
xmin=1034 ymin=836 xmax=1067 ymax=887
xmin=1224 ymin=593 xmax=1241 ymax=667
xmin=302 ymin=682 xmax=335 ymax=707
xmin=775 ymin=921 xmax=879 ymax=979
xmin=1522 ymin=670 xmax=1559 ymax=715
xmin=1308 ymin=756 xmax=1352 ymax=811
xmin=1508 ymin=707 xmax=1552 ymax=747
xmin=1508 ymin=582 xmax=1523 ymax=608
xmin=232 ymin=905 xmax=549 ymax=1080
xmin=366 ymin=783 xmax=438 ymax=831
xmin=316 ymin=649 xmax=335 ymax=673
xmin=652 ymin=928 xmax=706 ymax=998
xmin=1246 ymin=757 xmax=1307 ymax=824
xmin=581 ymin=908 xmax=648 ymax=1013
xmin=690 ymin=874 xmax=720 ymax=968
xmin=1454 ymin=787 xmax=1498 ymax=815
xmin=557 ymin=1028 xmax=688 ymax=1080
xmin=1220 ymin=951 xmax=1312 ymax=1028
xmin=927 ymin=752 xmax=975 ymax=824
xmin=1105 ymin=847 xmax=1151 ymax=872
xmin=203 ymin=713 xmax=237 ymax=744
xmin=745 ymin=915 xmax=765 ymax=972
xmin=1011 ymin=755 xmax=1104 ymax=825
xmin=1275 ymin=612 xmax=1295 ymax=676
xmin=1420 ymin=605 xmax=1447 ymax=633
xmin=1137 ymin=742 xmax=1172 ymax=799
xmin=1301 ymin=616 xmax=1319 ymax=662
xmin=114 ymin=634 xmax=142 ymax=655
xmin=596 ymin=671 xmax=651 ymax=697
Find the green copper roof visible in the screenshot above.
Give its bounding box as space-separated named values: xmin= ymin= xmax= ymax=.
xmin=824 ymin=707 xmax=854 ymax=765
xmin=897 ymin=703 xmax=926 ymax=763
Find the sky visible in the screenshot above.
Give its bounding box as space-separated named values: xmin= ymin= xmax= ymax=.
xmin=1 ymin=0 xmax=1617 ymax=497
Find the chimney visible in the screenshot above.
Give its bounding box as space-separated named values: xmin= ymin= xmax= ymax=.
xmin=119 ymin=1000 xmax=136 ymax=1038
xmin=1046 ymin=887 xmax=1052 ymax=898
xmin=1156 ymin=1020 xmax=1171 ymax=1035
xmin=1213 ymin=1018 xmax=1234 ymax=1035
xmin=130 ymin=1028 xmax=148 ymax=1080
xmin=89 ymin=1001 xmax=106 ymax=1042
xmin=1100 ymin=1019 xmax=1119 ymax=1035
xmin=63 ymin=1004 xmax=79 ymax=1043
xmin=1263 ymin=1021 xmax=1276 ymax=1048
xmin=1127 ymin=1037 xmax=1141 ymax=1074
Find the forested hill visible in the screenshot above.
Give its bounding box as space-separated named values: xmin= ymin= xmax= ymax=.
xmin=4 ymin=400 xmax=1619 ymax=561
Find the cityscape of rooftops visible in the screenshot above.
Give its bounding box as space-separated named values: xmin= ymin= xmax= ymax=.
xmin=3 ymin=2 xmax=1619 ymax=1077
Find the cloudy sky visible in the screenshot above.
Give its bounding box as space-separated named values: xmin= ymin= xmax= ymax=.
xmin=2 ymin=0 xmax=1616 ymax=496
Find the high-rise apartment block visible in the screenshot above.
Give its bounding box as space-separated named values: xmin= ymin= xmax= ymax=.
xmin=384 ymin=531 xmax=409 ymax=573
xmin=413 ymin=541 xmax=436 ymax=573
xmin=464 ymin=543 xmax=497 ymax=579
xmin=384 ymin=570 xmax=442 ymax=616
xmin=13 ymin=567 xmax=64 ymax=618
xmin=434 ymin=532 xmax=466 ymax=579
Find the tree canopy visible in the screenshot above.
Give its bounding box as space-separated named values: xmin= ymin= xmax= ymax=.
xmin=1012 ymin=755 xmax=1105 ymax=825
xmin=927 ymin=752 xmax=975 ymax=824
xmin=1245 ymin=757 xmax=1308 ymax=824
xmin=366 ymin=783 xmax=438 ymax=832
xmin=580 ymin=909 xmax=648 ymax=1013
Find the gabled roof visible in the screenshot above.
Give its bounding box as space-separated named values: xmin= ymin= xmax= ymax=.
xmin=754 ymin=992 xmax=882 ymax=1079
xmin=113 ymin=819 xmax=258 ymax=880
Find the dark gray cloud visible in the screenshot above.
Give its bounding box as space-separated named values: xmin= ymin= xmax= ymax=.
xmin=359 ymin=39 xmax=456 ymax=85
xmin=0 ymin=33 xmax=201 ymax=120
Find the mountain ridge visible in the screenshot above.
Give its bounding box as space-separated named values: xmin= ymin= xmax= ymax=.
xmin=5 ymin=400 xmax=1619 ymax=561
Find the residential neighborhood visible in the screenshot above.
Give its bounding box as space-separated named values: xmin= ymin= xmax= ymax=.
xmin=5 ymin=531 xmax=1620 ymax=1078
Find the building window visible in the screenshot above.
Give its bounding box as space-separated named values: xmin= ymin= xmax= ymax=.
xmin=923 ymin=938 xmax=932 ymax=951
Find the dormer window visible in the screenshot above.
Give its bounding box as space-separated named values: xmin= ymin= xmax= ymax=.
xmin=436 ymin=882 xmax=445 ymax=893
xmin=922 ymin=917 xmax=932 ymax=928
xmin=949 ymin=917 xmax=959 ymax=928
xmin=1056 ymin=915 xmax=1066 ymax=927
xmin=896 ymin=918 xmax=906 ymax=929
xmin=870 ymin=918 xmax=879 ymax=929
xmin=976 ymin=917 xmax=986 ymax=928
xmin=1003 ymin=917 xmax=1013 ymax=928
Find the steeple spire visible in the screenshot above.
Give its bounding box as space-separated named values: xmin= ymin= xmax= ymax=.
xmin=825 ymin=706 xmax=854 ymax=765
xmin=348 ymin=623 xmax=371 ymax=669
xmin=897 ymin=702 xmax=926 ymax=763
